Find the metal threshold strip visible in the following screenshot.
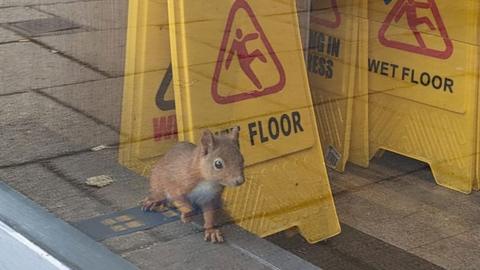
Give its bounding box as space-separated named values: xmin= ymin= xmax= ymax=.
xmin=0 ymin=182 xmax=137 ymax=270
xmin=0 ymin=220 xmax=70 ymax=270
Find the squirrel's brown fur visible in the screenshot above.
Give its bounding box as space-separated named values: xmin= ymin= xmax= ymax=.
xmin=142 ymin=127 xmax=245 ymax=243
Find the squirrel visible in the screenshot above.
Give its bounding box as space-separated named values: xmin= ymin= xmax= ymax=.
xmin=142 ymin=127 xmax=245 ymax=243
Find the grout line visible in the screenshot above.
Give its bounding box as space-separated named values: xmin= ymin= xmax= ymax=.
xmin=407 ymin=229 xmax=472 ymax=251
xmin=0 ymin=148 xmax=94 ymax=170
xmin=268 ymin=223 xmax=448 ymax=270
xmin=0 ymin=83 xmax=123 ymax=170
xmin=0 ymin=0 xmax=85 ymax=9
xmin=2 ymin=23 xmax=114 ymax=78
xmin=27 ymin=4 xmax=73 ymax=18
xmin=287 ymin=231 xmax=376 ymax=269
xmin=0 ymin=40 xmax=23 ymax=45
xmin=229 ymin=243 xmax=282 ymax=270
xmin=0 ymin=143 xmax=121 ymax=170
xmin=31 ymin=77 xmax=119 ymax=91
xmin=0 ymin=91 xmax=29 ymax=97
xmin=0 ymin=77 xmax=122 ymax=98
xmin=31 ymin=38 xmax=113 ymax=77
xmin=27 ymin=1 xmax=128 ymax=33
xmin=332 ymin=165 xmax=430 ymax=197
xmin=27 ymin=0 xmax=106 ymax=9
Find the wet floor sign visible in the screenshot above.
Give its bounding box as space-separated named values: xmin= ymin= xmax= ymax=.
xmin=168 ymin=0 xmax=340 ymax=242
xmin=307 ymin=0 xmax=358 ymax=171
xmin=119 ymin=0 xmax=178 ymax=176
xmin=367 ymin=0 xmax=479 ymax=193
xmin=348 ymin=7 xmax=370 ymax=169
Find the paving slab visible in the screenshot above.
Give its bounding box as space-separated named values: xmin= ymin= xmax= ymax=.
xmin=36 ymin=0 xmax=128 ymax=30
xmin=40 ymin=78 xmax=124 ymax=130
xmin=36 ymin=29 xmax=126 ymax=76
xmin=329 ymin=167 xmax=383 ymax=195
xmin=442 ymin=194 xmax=480 ymax=227
xmin=372 ymin=153 xmax=429 ymax=178
xmin=409 ymin=228 xmax=480 ymax=270
xmin=341 ymin=156 xmax=477 ymax=218
xmin=0 ymin=164 xmax=109 ymax=222
xmin=0 ymin=7 xmax=51 ymax=24
xmin=0 ymin=27 xmax=22 ymax=43
xmin=0 ymin=92 xmax=118 ymax=167
xmin=375 ymin=169 xmax=480 ymax=227
xmin=268 ymin=224 xmax=445 ymax=270
xmin=0 ymin=42 xmax=104 ymax=94
xmin=123 ymin=234 xmax=272 ymax=270
xmin=366 ymin=206 xmax=472 ymax=250
xmin=8 ymin=17 xmax=86 ymax=37
xmin=49 ymin=149 xmax=148 ymax=209
xmin=123 ymin=223 xmax=321 ymax=270
xmin=103 ymin=221 xmax=199 ymax=255
xmin=331 ymin=152 xmax=480 ymax=268
xmin=103 ymin=230 xmax=161 ymax=255
xmin=0 ymin=0 xmax=79 ymax=8
xmin=330 ymin=152 xmax=429 ymax=196
xmin=335 ymin=189 xmax=412 ymax=226
xmin=335 ymin=178 xmax=473 ymax=250
xmin=83 ymin=177 xmax=146 ymax=209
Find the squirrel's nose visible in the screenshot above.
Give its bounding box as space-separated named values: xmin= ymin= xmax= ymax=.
xmin=234 ymin=176 xmax=245 ymax=186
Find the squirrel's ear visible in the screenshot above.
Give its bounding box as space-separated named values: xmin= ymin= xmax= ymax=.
xmin=200 ymin=129 xmax=215 ymax=155
xmin=230 ymin=126 xmax=240 ymax=141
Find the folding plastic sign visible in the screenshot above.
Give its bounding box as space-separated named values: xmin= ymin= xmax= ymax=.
xmin=168 ymin=0 xmax=340 ymax=242
xmin=120 ymin=0 xmax=178 ymax=176
xmin=367 ymin=0 xmax=479 ymax=193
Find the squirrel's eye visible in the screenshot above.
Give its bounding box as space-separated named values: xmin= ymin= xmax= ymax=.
xmin=213 ymin=158 xmax=224 ymax=170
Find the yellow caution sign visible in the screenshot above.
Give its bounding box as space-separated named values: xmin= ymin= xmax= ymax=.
xmin=307 ymin=0 xmax=358 ymax=171
xmin=349 ymin=15 xmax=370 ymax=168
xmin=119 ymin=0 xmax=178 ymax=176
xmin=367 ymin=0 xmax=479 ymax=193
xmin=168 ymin=0 xmax=340 ymax=242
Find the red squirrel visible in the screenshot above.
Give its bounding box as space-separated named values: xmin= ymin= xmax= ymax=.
xmin=142 ymin=127 xmax=245 ymax=243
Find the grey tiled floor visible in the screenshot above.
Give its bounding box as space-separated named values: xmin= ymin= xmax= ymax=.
xmin=1 ymin=1 xmax=480 ymax=270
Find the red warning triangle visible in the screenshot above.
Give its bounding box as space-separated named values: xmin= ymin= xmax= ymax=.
xmin=310 ymin=0 xmax=341 ymax=29
xmin=211 ymin=0 xmax=286 ymax=104
xmin=378 ymin=0 xmax=453 ymax=59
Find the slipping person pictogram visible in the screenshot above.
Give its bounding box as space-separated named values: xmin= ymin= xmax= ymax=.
xmin=225 ymin=29 xmax=267 ymax=89
xmin=394 ymin=0 xmax=436 ymax=49
xmin=378 ymin=0 xmax=453 ymax=59
xmin=211 ymin=0 xmax=286 ymax=104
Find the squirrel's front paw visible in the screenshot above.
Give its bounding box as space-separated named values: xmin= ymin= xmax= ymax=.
xmin=181 ymin=212 xmax=193 ymax=223
xmin=141 ymin=198 xmax=158 ymax=212
xmin=204 ymin=228 xmax=224 ymax=243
